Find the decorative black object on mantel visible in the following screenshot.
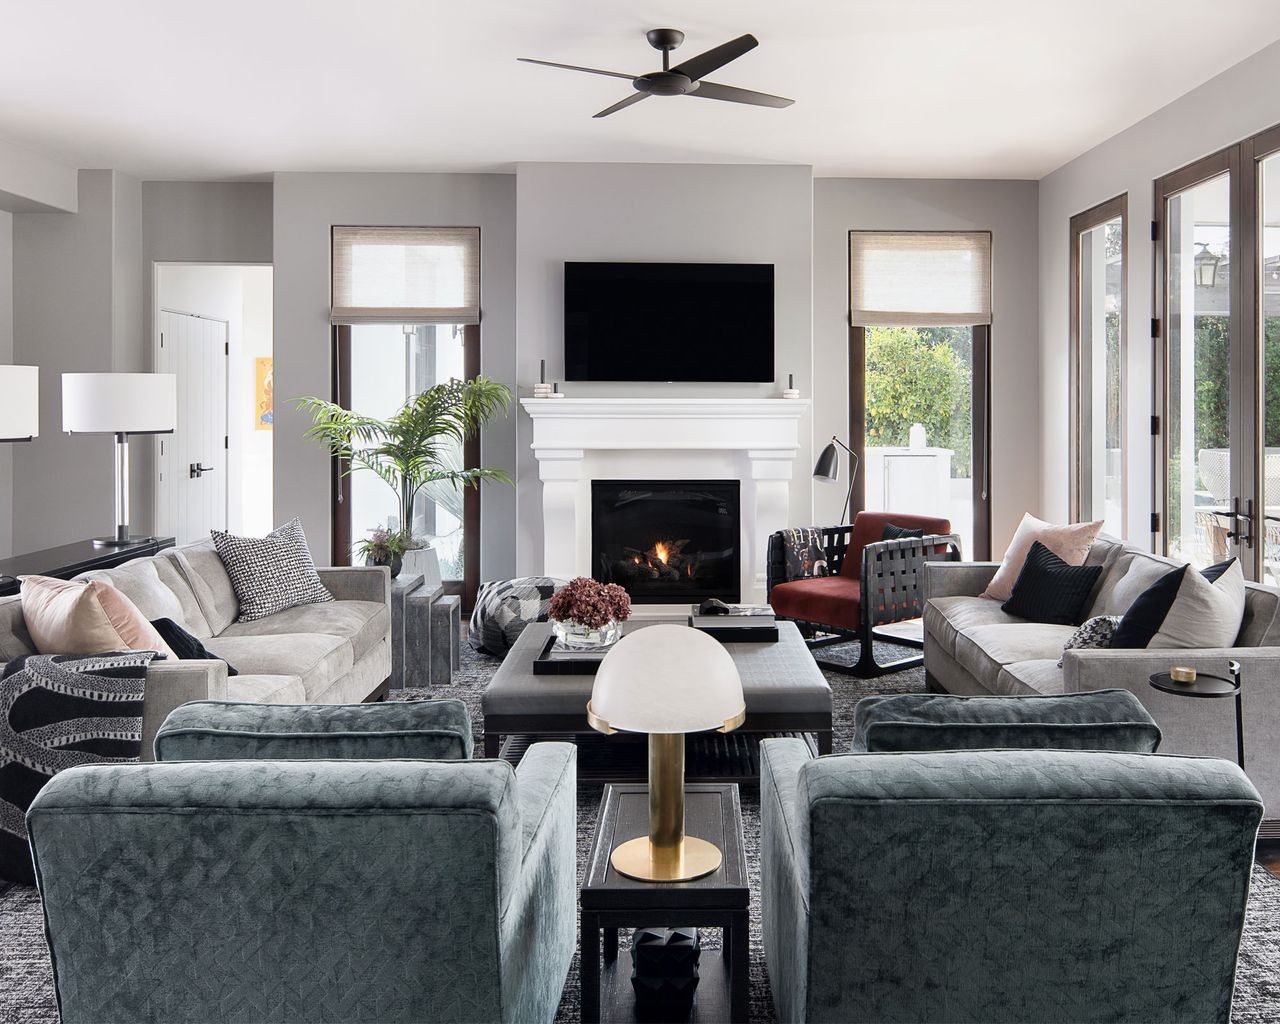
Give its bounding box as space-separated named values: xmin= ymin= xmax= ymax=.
xmin=0 ymin=537 xmax=176 ymax=598
xmin=631 ymin=927 xmax=701 ymax=1017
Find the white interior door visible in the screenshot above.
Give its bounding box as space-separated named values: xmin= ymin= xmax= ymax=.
xmin=155 ymin=309 xmax=228 ymax=544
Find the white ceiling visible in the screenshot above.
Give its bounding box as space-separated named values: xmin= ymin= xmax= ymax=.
xmin=2 ymin=0 xmax=1280 ymax=181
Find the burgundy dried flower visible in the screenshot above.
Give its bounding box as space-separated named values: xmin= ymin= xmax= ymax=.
xmin=549 ymin=577 xmax=632 ymax=628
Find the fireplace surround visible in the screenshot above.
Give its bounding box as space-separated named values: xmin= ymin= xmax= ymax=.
xmin=592 ymin=480 xmax=740 ymax=604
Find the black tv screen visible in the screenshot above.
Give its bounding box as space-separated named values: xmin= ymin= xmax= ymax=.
xmin=564 ymin=262 xmax=774 ymax=382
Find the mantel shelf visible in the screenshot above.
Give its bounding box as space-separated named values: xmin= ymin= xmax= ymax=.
xmin=520 ymin=397 xmax=810 ymax=420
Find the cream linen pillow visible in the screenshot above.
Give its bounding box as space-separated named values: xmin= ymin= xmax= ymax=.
xmin=19 ymin=575 xmax=177 ymax=659
xmin=982 ymin=513 xmax=1105 ymax=602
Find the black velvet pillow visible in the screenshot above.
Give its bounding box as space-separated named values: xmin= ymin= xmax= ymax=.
xmin=150 ymin=618 xmax=238 ymax=676
xmin=1109 ymin=558 xmax=1235 ymax=649
xmin=1001 ymin=541 xmax=1103 ymax=625
xmin=881 ymin=523 xmax=925 ymax=541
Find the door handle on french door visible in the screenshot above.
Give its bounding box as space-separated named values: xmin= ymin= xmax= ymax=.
xmin=189 ymin=463 xmax=215 ymax=479
xmin=1224 ymin=496 xmax=1255 ymax=548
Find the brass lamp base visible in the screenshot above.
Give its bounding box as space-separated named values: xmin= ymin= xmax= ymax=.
xmin=610 ymin=835 xmax=723 ymax=882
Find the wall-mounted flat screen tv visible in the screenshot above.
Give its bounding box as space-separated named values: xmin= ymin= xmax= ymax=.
xmin=564 ymin=261 xmax=774 ymax=382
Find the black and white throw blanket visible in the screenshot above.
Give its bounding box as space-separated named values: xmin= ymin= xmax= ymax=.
xmin=0 ymin=651 xmax=153 ymax=885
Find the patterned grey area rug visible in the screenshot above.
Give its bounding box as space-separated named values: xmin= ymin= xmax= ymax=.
xmin=1 ymin=637 xmax=1277 ymax=1023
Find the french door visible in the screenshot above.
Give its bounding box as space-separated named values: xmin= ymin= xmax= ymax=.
xmin=1156 ymin=122 xmax=1280 ymax=582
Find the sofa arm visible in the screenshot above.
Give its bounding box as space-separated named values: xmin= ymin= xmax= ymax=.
xmin=760 ymin=737 xmax=813 ymax=1024
xmin=141 ymin=660 xmax=228 ymax=762
xmin=924 ymin=560 xmax=1000 ymax=600
xmin=500 ymin=742 xmax=577 ymax=1023
xmin=317 ymin=565 xmax=391 ymax=605
xmin=155 ymin=698 xmax=474 ymax=762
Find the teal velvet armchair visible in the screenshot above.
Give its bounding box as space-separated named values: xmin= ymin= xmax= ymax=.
xmin=28 ymin=700 xmax=577 ymax=1024
xmin=761 ymin=733 xmax=1262 ymax=1021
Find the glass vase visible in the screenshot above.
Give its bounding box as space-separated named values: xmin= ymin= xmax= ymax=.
xmin=552 ymin=617 xmax=622 ymax=651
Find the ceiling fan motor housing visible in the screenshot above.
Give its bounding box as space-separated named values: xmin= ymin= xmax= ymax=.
xmin=635 ymin=71 xmax=694 ymax=96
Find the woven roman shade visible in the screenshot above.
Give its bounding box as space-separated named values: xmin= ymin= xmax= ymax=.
xmin=331 ymin=226 xmax=480 ymax=325
xmin=850 ymin=231 xmax=992 ymax=327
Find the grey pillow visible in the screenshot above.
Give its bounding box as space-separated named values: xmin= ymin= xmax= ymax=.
xmin=211 ymin=519 xmax=333 ymax=623
xmin=851 ymin=691 xmax=1161 ymax=754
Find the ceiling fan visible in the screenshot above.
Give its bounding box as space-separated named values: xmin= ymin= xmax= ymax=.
xmin=518 ymin=28 xmax=794 ymax=118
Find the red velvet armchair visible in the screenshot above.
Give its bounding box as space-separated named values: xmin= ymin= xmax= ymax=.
xmin=767 ymin=511 xmax=960 ymax=677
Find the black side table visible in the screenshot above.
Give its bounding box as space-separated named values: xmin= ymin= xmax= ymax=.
xmin=1149 ymin=660 xmax=1244 ymax=768
xmin=581 ymin=783 xmax=749 ymax=1024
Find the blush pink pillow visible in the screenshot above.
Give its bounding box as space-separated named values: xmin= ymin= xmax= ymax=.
xmin=19 ymin=575 xmax=177 ymax=659
xmin=982 ymin=513 xmax=1104 ymax=602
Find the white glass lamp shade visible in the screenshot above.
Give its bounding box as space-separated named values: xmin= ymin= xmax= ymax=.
xmin=62 ymin=373 xmax=177 ymax=434
xmin=0 ymin=366 xmax=39 ymax=440
xmin=590 ymin=624 xmax=745 ymax=734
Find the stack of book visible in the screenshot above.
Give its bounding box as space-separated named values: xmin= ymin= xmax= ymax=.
xmin=687 ymin=605 xmax=779 ymax=643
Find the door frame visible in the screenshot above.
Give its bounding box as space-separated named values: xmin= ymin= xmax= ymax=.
xmin=848 ymin=323 xmax=992 ymax=560
xmin=1069 ymin=193 xmax=1128 ymax=527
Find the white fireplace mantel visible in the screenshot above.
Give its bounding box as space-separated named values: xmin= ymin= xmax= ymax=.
xmin=521 ymin=397 xmax=811 ymax=605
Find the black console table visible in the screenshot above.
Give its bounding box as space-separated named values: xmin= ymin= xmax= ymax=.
xmin=0 ymin=537 xmax=176 ymax=597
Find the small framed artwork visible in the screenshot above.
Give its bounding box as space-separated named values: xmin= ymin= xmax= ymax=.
xmin=255 ymin=357 xmax=273 ymax=430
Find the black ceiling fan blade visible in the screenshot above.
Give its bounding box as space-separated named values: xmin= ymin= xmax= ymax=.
xmin=689 ymin=81 xmax=794 ymax=108
xmin=517 ymin=58 xmax=637 ymax=81
xmin=669 ymin=34 xmax=758 ymax=83
xmin=593 ymin=93 xmax=649 ymax=118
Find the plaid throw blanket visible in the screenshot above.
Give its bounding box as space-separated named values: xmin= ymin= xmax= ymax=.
xmin=1 ymin=651 xmax=154 ymax=885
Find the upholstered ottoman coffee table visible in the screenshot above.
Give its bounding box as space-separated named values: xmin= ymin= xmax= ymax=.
xmin=481 ymin=620 xmax=833 ymax=776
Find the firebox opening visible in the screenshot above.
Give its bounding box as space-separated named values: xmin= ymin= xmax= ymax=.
xmin=591 ymin=480 xmax=741 ymax=604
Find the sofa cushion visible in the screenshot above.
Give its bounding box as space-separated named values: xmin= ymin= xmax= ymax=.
xmin=80 ymin=556 xmax=212 ymax=639
xmin=0 ymin=598 xmax=36 ymax=663
xmin=923 ymin=596 xmax=1024 ymax=659
xmin=220 ymin=600 xmax=388 ymax=663
xmin=1111 ymin=558 xmax=1246 ymax=650
xmin=954 ymin=622 xmax=1078 ymax=691
xmin=1088 ymin=549 xmax=1179 ymax=618
xmin=994 ymin=659 xmax=1069 ymax=696
xmin=982 ymin=513 xmax=1103 ymax=602
xmin=1000 ymin=541 xmax=1103 ymax=625
xmin=851 ymin=690 xmax=1161 ymax=753
xmin=201 ymin=633 xmax=353 ymax=701
xmin=770 ymin=576 xmax=860 ymax=630
xmin=1240 ymin=583 xmax=1280 ymax=647
xmin=211 ymin=519 xmax=333 ymax=623
xmin=166 ymin=538 xmax=240 ymax=636
xmin=18 ymin=576 xmax=177 ymax=659
xmin=223 ymin=674 xmax=307 ymax=704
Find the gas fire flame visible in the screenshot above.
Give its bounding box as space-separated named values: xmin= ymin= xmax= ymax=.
xmin=654 ymin=541 xmax=670 ymax=564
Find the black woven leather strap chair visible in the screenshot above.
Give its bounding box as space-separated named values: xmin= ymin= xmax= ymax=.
xmin=767 ymin=511 xmax=961 ymax=678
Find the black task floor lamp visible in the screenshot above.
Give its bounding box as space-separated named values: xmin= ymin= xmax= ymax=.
xmin=813 ymin=436 xmax=859 ymax=525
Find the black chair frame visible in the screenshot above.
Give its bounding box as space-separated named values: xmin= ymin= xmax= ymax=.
xmin=767 ymin=525 xmax=961 ymax=678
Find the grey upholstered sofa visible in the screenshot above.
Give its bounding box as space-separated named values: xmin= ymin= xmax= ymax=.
xmin=760 ymin=736 xmax=1262 ymax=1023
xmin=28 ymin=700 xmax=578 ymax=1024
xmin=923 ymin=534 xmax=1280 ymax=815
xmin=0 ymin=537 xmax=392 ymax=758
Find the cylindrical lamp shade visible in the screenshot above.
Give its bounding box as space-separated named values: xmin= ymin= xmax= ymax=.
xmin=0 ymin=366 xmax=39 ymax=440
xmin=62 ymin=373 xmax=177 ymax=435
xmin=590 ymin=625 xmax=745 ymax=734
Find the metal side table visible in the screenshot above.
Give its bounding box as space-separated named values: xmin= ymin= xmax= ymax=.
xmin=1149 ymin=659 xmax=1244 ymax=768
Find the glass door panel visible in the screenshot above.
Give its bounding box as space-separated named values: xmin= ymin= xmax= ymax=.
xmin=346 ymin=322 xmax=467 ymax=579
xmin=1166 ymin=172 xmax=1233 ymax=570
xmin=1076 ymin=214 xmax=1124 ymax=535
xmin=863 ymin=325 xmax=975 ymax=556
xmin=1261 ymin=153 xmax=1280 ymax=583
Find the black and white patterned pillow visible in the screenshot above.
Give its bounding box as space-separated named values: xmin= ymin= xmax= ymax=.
xmin=1 ymin=650 xmax=154 ymax=885
xmin=469 ymin=577 xmax=567 ymax=656
xmin=1058 ymin=615 xmax=1122 ymax=667
xmin=781 ymin=527 xmax=828 ymax=580
xmin=211 ymin=519 xmax=333 ymax=623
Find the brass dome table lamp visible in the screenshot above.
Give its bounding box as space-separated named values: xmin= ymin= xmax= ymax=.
xmin=587 ymin=624 xmax=745 ymax=882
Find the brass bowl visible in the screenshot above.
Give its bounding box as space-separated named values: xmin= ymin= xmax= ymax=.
xmin=1169 ymin=666 xmax=1197 ymax=684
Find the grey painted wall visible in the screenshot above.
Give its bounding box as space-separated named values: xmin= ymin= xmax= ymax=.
xmin=513 ymin=162 xmax=815 ymax=577
xmin=272 ymin=172 xmax=518 ymax=574
xmin=0 ymin=211 xmax=12 ymax=557
xmin=12 ymin=170 xmax=119 ymax=551
xmin=1039 ymin=38 xmax=1280 ymax=543
xmin=813 ymin=178 xmax=1041 ymax=556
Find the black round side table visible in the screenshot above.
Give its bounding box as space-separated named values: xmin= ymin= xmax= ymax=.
xmin=1149 ymin=660 xmax=1244 ymax=768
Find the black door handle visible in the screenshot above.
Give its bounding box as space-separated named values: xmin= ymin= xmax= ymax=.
xmin=189 ymin=463 xmax=215 ymax=479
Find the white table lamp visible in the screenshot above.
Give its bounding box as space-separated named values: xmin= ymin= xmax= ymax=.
xmin=62 ymin=372 xmax=177 ymax=547
xmin=588 ymin=624 xmax=745 ymax=882
xmin=0 ymin=366 xmax=39 ymax=442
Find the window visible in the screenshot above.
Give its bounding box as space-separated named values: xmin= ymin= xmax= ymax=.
xmin=1070 ymin=195 xmax=1126 ymax=537
xmin=850 ymin=231 xmax=992 ymax=559
xmin=1155 ymin=121 xmax=1280 ymax=583
xmin=330 ymin=227 xmax=482 ymax=605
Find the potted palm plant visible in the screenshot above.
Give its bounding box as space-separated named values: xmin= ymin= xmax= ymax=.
xmin=297 ymin=376 xmax=512 ymax=567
